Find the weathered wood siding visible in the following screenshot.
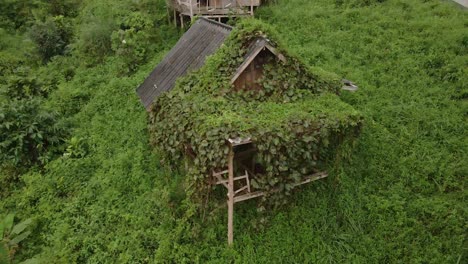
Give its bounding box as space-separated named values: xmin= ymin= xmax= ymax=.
xmin=233 ymin=49 xmax=275 ymax=92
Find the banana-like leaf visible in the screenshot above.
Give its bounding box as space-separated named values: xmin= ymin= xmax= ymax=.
xmin=2 ymin=214 xmax=14 ymax=235
xmin=8 ymin=231 xmax=31 ymax=246
xmin=11 ymin=219 xmax=32 ymax=236
xmin=20 ymin=257 xmax=40 ymax=264
xmin=0 ymin=243 xmax=9 ymax=264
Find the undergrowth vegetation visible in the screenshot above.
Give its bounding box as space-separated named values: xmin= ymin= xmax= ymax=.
xmin=0 ymin=0 xmax=466 ymax=263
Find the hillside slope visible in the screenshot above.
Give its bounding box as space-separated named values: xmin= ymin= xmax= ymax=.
xmin=1 ymin=0 xmax=466 ymax=263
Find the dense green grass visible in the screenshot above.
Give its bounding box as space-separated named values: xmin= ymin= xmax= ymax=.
xmin=1 ymin=0 xmax=466 ymax=263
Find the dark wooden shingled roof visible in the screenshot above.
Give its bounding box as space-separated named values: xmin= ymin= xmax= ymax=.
xmin=137 ymin=18 xmax=233 ymax=110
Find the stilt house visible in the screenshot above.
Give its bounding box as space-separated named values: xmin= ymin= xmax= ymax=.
xmin=137 ymin=18 xmax=362 ymax=245
xmin=169 ymin=0 xmax=261 ymax=24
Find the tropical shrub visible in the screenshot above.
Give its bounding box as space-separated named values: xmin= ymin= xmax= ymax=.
xmin=75 ymin=18 xmax=115 ymax=62
xmin=0 ymin=1 xmax=37 ymax=31
xmin=0 ymin=99 xmax=68 ymax=168
xmin=1 ymin=67 xmax=49 ymax=100
xmin=30 ymin=16 xmax=73 ymax=63
xmin=111 ymin=12 xmax=153 ymax=74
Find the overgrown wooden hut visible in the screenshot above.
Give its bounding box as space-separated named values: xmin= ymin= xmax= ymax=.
xmin=137 ymin=18 xmax=363 ymax=244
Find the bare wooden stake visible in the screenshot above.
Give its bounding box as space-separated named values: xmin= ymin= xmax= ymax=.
xmin=227 ymin=147 xmax=235 ymax=245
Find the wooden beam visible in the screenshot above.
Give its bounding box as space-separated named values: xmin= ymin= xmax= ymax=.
xmin=233 ymin=190 xmax=264 ymax=203
xmin=230 ymin=40 xmax=286 ymax=85
xmin=264 ymin=43 xmax=286 ymax=63
xmin=216 ymin=174 xmax=248 ymax=186
xmin=233 ymin=171 xmax=328 ymax=203
xmin=213 ymin=170 xmax=229 ymax=177
xmin=230 ymin=44 xmax=264 ymax=84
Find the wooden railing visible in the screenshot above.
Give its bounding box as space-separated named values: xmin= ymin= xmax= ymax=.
xmin=172 ymin=0 xmax=259 ymax=24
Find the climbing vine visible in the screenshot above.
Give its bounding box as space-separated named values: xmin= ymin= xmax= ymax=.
xmin=149 ymin=19 xmax=363 ymax=206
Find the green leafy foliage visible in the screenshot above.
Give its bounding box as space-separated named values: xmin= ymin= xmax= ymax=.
xmin=30 ymin=15 xmax=73 ymax=63
xmin=0 ymin=1 xmax=37 ymax=31
xmin=63 ymin=136 xmax=88 ymax=159
xmin=0 ymin=99 xmax=68 ymax=168
xmin=111 ymin=12 xmax=154 ymax=74
xmin=1 ymin=67 xmax=48 ymax=100
xmin=75 ymin=0 xmax=170 ymax=65
xmin=0 ymin=214 xmax=33 ymax=264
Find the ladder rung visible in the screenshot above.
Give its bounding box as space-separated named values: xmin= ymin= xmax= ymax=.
xmin=216 ymin=174 xmax=248 ymax=185
xmin=234 ymin=185 xmax=248 ymax=195
xmin=213 ymin=170 xmax=229 ymax=177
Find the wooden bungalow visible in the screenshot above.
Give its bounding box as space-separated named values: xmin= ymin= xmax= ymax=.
xmin=137 ymin=18 xmax=359 ymax=245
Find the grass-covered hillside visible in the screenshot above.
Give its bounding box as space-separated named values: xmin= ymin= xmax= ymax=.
xmin=1 ymin=0 xmax=466 ymax=263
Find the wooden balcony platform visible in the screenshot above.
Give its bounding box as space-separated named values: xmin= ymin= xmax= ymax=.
xmin=181 ymin=7 xmax=250 ymax=17
xmin=170 ymin=0 xmax=259 ymax=24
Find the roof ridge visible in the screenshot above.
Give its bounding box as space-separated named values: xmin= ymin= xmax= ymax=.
xmin=199 ymin=17 xmax=233 ymax=31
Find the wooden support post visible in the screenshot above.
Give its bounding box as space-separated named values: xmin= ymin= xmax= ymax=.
xmin=180 ymin=14 xmax=184 ymax=29
xmin=173 ymin=9 xmax=177 ymax=27
xmin=250 ymin=0 xmax=254 ymax=16
xmin=227 ymin=147 xmax=235 ymax=245
xmin=167 ymin=5 xmax=171 ymax=25
xmin=190 ymin=0 xmax=194 ymax=19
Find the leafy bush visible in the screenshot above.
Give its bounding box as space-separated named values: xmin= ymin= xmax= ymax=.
xmin=75 ymin=18 xmax=115 ymax=62
xmin=0 ymin=99 xmax=68 ymax=168
xmin=0 ymin=1 xmax=37 ymax=31
xmin=0 ymin=51 xmax=25 ymax=79
xmin=30 ymin=16 xmax=73 ymax=63
xmin=42 ymin=0 xmax=82 ymax=17
xmin=111 ymin=12 xmax=153 ymax=74
xmin=74 ymin=0 xmax=172 ymax=66
xmin=0 ymin=29 xmax=34 ymax=79
xmin=1 ymin=67 xmax=49 ymax=100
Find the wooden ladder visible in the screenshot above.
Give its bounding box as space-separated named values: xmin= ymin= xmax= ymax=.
xmin=213 ymin=169 xmax=251 ymax=196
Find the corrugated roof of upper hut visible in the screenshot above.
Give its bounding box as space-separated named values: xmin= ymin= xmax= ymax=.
xmin=137 ymin=17 xmax=232 ymax=110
